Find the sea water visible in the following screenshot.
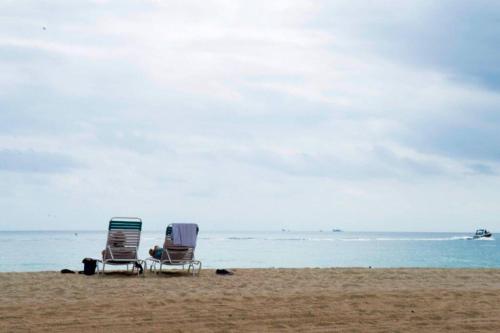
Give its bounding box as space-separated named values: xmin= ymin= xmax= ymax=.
xmin=0 ymin=231 xmax=498 ymax=272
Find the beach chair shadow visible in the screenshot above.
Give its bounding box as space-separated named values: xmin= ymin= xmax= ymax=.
xmin=156 ymin=270 xmax=187 ymax=278
xmin=98 ymin=271 xmax=143 ymax=278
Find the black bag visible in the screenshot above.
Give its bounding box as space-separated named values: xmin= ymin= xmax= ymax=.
xmin=82 ymin=258 xmax=97 ymax=276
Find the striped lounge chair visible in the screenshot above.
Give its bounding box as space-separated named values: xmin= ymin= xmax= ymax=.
xmin=147 ymin=223 xmax=202 ymax=276
xmin=100 ymin=217 xmax=143 ymax=275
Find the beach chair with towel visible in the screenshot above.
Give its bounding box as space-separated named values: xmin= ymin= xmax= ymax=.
xmin=100 ymin=217 xmax=143 ymax=276
xmin=147 ymin=223 xmax=202 ymax=276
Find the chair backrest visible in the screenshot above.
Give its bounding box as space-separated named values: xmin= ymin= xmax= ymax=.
xmin=104 ymin=217 xmax=142 ymax=260
xmin=162 ymin=223 xmax=199 ymax=262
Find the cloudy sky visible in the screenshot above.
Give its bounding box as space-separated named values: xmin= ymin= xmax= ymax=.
xmin=1 ymin=0 xmax=500 ymax=231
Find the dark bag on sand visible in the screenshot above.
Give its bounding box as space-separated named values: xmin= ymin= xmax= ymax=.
xmin=82 ymin=258 xmax=97 ymax=276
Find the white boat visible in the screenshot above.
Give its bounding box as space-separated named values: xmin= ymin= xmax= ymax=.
xmin=473 ymin=229 xmax=492 ymax=239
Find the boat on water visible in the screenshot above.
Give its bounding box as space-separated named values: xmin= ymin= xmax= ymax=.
xmin=473 ymin=229 xmax=492 ymax=239
xmin=332 ymin=229 xmax=342 ymax=232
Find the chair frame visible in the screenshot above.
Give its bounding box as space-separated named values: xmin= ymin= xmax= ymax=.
xmin=146 ymin=224 xmax=202 ymax=276
xmin=99 ymin=217 xmax=144 ymax=276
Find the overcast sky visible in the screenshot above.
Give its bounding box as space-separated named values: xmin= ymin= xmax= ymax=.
xmin=1 ymin=0 xmax=500 ymax=231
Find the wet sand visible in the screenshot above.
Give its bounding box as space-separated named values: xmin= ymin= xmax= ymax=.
xmin=1 ymin=268 xmax=500 ymax=332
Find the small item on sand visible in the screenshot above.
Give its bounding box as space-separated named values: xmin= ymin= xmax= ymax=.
xmin=81 ymin=258 xmax=98 ymax=276
xmin=60 ymin=269 xmax=75 ymax=274
xmin=216 ymin=269 xmax=234 ymax=275
xmin=135 ymin=262 xmax=144 ymax=274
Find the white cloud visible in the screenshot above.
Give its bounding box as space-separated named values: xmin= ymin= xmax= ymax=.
xmin=1 ymin=0 xmax=500 ymax=231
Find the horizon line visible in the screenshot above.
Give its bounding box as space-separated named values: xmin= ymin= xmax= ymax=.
xmin=0 ymin=229 xmax=489 ymax=234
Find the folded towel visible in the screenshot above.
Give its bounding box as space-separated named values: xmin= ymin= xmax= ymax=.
xmin=172 ymin=223 xmax=198 ymax=247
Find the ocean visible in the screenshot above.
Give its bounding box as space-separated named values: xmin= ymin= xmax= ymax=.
xmin=0 ymin=230 xmax=498 ymax=272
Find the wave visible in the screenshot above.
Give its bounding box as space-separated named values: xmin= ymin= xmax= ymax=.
xmin=200 ymin=235 xmax=304 ymax=241
xmin=271 ymin=238 xmax=308 ymax=241
xmin=474 ymin=237 xmax=495 ymax=241
xmin=372 ymin=236 xmax=472 ymax=241
xmin=199 ymin=235 xmax=482 ymax=242
xmin=227 ymin=237 xmax=257 ymax=240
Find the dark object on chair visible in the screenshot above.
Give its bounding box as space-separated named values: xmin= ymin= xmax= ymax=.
xmin=60 ymin=269 xmax=75 ymax=274
xmin=216 ymin=269 xmax=233 ymax=275
xmin=82 ymin=258 xmax=97 ymax=275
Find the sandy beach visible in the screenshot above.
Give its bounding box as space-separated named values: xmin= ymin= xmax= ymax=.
xmin=1 ymin=268 xmax=500 ymax=332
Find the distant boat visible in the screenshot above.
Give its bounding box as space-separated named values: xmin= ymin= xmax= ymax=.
xmin=473 ymin=229 xmax=492 ymax=239
xmin=332 ymin=229 xmax=342 ymax=232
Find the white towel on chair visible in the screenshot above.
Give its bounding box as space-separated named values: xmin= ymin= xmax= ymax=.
xmin=172 ymin=223 xmax=198 ymax=247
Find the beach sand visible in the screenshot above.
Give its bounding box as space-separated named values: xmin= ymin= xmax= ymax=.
xmin=1 ymin=268 xmax=500 ymax=332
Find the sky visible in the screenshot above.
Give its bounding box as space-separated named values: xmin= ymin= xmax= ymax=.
xmin=1 ymin=0 xmax=500 ymax=231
